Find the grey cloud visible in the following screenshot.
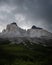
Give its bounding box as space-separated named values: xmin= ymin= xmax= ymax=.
xmin=0 ymin=0 xmax=52 ymax=32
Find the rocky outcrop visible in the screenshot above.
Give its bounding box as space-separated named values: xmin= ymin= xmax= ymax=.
xmin=27 ymin=28 xmax=52 ymax=38
xmin=1 ymin=22 xmax=27 ymax=38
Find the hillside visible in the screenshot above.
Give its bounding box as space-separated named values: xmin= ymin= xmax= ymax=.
xmin=0 ymin=40 xmax=52 ymax=65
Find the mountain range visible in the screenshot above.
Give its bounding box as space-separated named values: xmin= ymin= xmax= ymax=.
xmin=0 ymin=22 xmax=52 ymax=38
xmin=0 ymin=22 xmax=52 ymax=65
xmin=0 ymin=22 xmax=52 ymax=46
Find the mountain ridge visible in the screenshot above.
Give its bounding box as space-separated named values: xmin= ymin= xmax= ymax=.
xmin=0 ymin=22 xmax=52 ymax=38
xmin=0 ymin=22 xmax=52 ymax=46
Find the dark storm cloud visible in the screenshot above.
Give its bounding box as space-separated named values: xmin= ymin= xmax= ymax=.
xmin=0 ymin=0 xmax=52 ymax=32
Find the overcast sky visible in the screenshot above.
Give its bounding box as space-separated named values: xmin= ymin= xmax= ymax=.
xmin=0 ymin=0 xmax=52 ymax=32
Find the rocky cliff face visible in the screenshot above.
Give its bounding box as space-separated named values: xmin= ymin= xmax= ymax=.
xmin=1 ymin=22 xmax=27 ymax=38
xmin=27 ymin=25 xmax=52 ymax=38
xmin=27 ymin=29 xmax=52 ymax=38
xmin=0 ymin=22 xmax=52 ymax=38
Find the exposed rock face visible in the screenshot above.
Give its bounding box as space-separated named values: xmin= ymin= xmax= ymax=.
xmin=6 ymin=22 xmax=18 ymax=32
xmin=0 ymin=22 xmax=52 ymax=38
xmin=27 ymin=28 xmax=52 ymax=37
xmin=1 ymin=22 xmax=27 ymax=38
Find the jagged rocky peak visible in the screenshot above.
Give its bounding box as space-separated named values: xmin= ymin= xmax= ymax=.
xmin=31 ymin=25 xmax=42 ymax=29
xmin=1 ymin=22 xmax=27 ymax=38
xmin=31 ymin=25 xmax=36 ymax=29
xmin=6 ymin=22 xmax=18 ymax=32
xmin=11 ymin=22 xmax=17 ymax=26
xmin=27 ymin=25 xmax=52 ymax=37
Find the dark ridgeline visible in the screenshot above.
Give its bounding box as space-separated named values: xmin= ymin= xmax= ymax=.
xmin=32 ymin=25 xmax=42 ymax=29
xmin=11 ymin=22 xmax=17 ymax=26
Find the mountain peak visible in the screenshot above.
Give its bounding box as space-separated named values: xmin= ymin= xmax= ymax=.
xmin=31 ymin=25 xmax=37 ymax=29
xmin=6 ymin=22 xmax=18 ymax=32
xmin=11 ymin=22 xmax=17 ymax=26
xmin=31 ymin=25 xmax=42 ymax=29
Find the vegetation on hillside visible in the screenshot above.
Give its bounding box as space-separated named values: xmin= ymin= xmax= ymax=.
xmin=0 ymin=39 xmax=52 ymax=65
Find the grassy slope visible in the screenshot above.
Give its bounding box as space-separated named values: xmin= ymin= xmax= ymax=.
xmin=0 ymin=43 xmax=52 ymax=65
